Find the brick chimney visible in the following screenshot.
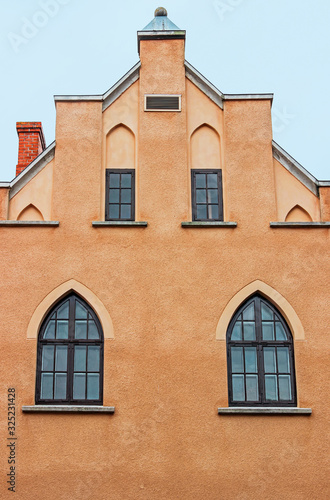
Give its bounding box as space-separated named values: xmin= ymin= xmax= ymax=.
xmin=16 ymin=122 xmax=46 ymax=176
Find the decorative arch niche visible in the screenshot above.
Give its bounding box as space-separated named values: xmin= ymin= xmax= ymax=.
xmin=27 ymin=279 xmax=114 ymax=339
xmin=216 ymin=280 xmax=305 ymax=341
xmin=285 ymin=205 xmax=313 ymax=222
xmin=106 ymin=124 xmax=135 ymax=169
xmin=17 ymin=204 xmax=44 ymax=221
xmin=190 ymin=124 xmax=221 ymax=169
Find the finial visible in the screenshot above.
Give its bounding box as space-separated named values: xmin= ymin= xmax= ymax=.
xmin=154 ymin=7 xmax=167 ymax=17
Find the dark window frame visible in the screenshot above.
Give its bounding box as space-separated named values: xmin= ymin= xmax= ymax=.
xmin=226 ymin=295 xmax=297 ymax=407
xmin=35 ymin=294 xmax=104 ymax=405
xmin=191 ymin=169 xmax=224 ymax=222
xmin=105 ymin=169 xmax=135 ymax=221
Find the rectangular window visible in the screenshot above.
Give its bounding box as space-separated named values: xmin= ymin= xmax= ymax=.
xmin=191 ymin=169 xmax=223 ymax=221
xmin=105 ymin=169 xmax=135 ymax=221
xmin=144 ymin=94 xmax=181 ymax=112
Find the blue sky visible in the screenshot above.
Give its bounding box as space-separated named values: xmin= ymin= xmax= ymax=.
xmin=1 ymin=0 xmax=329 ymax=181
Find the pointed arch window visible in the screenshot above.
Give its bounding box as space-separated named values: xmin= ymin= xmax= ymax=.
xmin=36 ymin=294 xmax=103 ymax=405
xmin=227 ymin=295 xmax=296 ymax=406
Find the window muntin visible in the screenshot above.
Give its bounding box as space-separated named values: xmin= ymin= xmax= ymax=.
xmin=36 ymin=294 xmax=103 ymax=405
xmin=227 ymin=296 xmax=296 ymax=406
xmin=191 ymin=170 xmax=223 ymax=221
xmin=105 ymin=169 xmax=135 ymax=221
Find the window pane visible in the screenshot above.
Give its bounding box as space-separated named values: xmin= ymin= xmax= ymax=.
xmin=42 ymin=345 xmax=54 ymax=371
xmin=264 ymin=347 xmax=276 ymax=373
xmin=54 ymin=373 xmax=67 ymax=399
xmin=245 ymin=347 xmax=257 ymax=373
xmin=277 ymin=347 xmax=290 ymax=373
xmin=207 ymin=189 xmax=218 ymax=203
xmin=265 ymin=375 xmax=278 ymax=401
xmin=209 ymin=205 xmax=219 ymax=219
xmin=88 ymin=320 xmax=99 ymax=339
xmin=196 ymin=189 xmax=206 ymax=203
xmin=279 ymin=375 xmax=292 ymax=400
xmin=57 ymin=300 xmax=69 ymax=319
xmin=232 ymin=375 xmax=245 ymax=401
xmin=73 ymin=373 xmax=86 ymax=400
xmin=87 ymin=374 xmax=100 ymax=400
xmin=207 ymin=173 xmax=218 ymax=188
xmin=231 ymin=321 xmax=242 ymax=341
xmin=44 ymin=320 xmax=55 ymax=339
xmin=109 ymin=173 xmax=120 ymax=187
xmin=275 ymin=322 xmax=287 ymax=341
xmin=120 ymin=205 xmax=131 ymax=219
xmin=109 ymin=189 xmax=119 ymax=203
xmin=75 ymin=320 xmax=87 ymax=339
xmin=88 ymin=346 xmax=100 ymax=372
xmin=76 ymin=301 xmax=88 ymax=319
xmin=243 ymin=303 xmax=255 ymax=321
xmin=196 ymin=205 xmax=207 ymax=220
xmin=246 ymin=375 xmax=258 ymax=401
xmin=261 ymin=302 xmax=273 ymax=321
xmin=121 ymin=173 xmax=131 ymax=188
xmin=55 ymin=346 xmax=68 ymax=371
xmin=121 ymin=189 xmax=131 ymax=203
xmin=41 ymin=373 xmax=53 ymax=399
xmin=231 ymin=347 xmax=244 ymax=372
xmin=195 ymin=173 xmax=206 ymax=188
xmin=243 ymin=322 xmax=256 ymax=341
xmin=74 ymin=346 xmax=87 ymax=371
xmin=262 ymin=322 xmax=274 ymax=340
xmin=109 ymin=205 xmax=119 ymax=219
xmin=57 ymin=320 xmax=69 ymax=339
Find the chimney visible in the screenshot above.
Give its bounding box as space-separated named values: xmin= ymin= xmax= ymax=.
xmin=16 ymin=122 xmax=46 ymax=176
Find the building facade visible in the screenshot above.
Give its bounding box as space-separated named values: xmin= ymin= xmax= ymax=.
xmin=1 ymin=8 xmax=330 ymax=500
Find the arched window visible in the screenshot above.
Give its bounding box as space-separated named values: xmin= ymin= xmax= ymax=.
xmin=36 ymin=294 xmax=103 ymax=405
xmin=227 ymin=295 xmax=296 ymax=406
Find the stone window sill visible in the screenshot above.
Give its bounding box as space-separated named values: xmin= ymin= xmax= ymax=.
xmin=270 ymin=222 xmax=330 ymax=228
xmin=218 ymin=407 xmax=312 ymax=415
xmin=92 ymin=221 xmax=147 ymax=227
xmin=0 ymin=221 xmax=59 ymax=227
xmin=181 ymin=222 xmax=237 ymax=228
xmin=22 ymin=405 xmax=115 ymax=413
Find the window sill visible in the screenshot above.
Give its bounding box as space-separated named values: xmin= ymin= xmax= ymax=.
xmin=92 ymin=221 xmax=147 ymax=227
xmin=181 ymin=222 xmax=237 ymax=228
xmin=0 ymin=221 xmax=59 ymax=227
xmin=218 ymin=407 xmax=312 ymax=415
xmin=22 ymin=405 xmax=115 ymax=413
xmin=270 ymin=222 xmax=330 ymax=228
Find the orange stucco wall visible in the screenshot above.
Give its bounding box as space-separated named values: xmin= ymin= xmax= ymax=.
xmin=0 ymin=34 xmax=329 ymax=500
xmin=273 ymin=158 xmax=321 ymax=221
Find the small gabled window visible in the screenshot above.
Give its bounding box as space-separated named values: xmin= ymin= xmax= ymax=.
xmin=36 ymin=294 xmax=103 ymax=405
xmin=105 ymin=169 xmax=135 ymax=221
xmin=191 ymin=169 xmax=223 ymax=221
xmin=227 ymin=295 xmax=297 ymax=407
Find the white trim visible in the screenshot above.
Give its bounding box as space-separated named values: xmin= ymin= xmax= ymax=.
xmin=22 ymin=405 xmax=115 ymax=413
xmin=9 ymin=141 xmax=56 ymax=199
xmin=0 ymin=182 xmax=10 ymax=188
xmin=54 ymin=95 xmax=103 ymax=102
xmin=185 ymin=60 xmax=224 ymax=109
xmin=272 ymin=141 xmax=319 ymax=196
xmin=224 ymin=93 xmax=274 ymax=101
xmin=144 ymin=94 xmax=181 ymax=112
xmin=218 ymin=407 xmax=312 ymax=415
xmin=102 ymin=62 xmax=141 ymax=111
